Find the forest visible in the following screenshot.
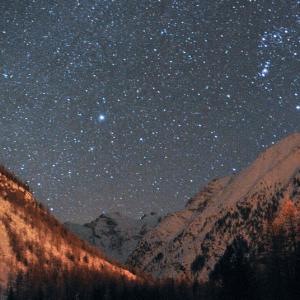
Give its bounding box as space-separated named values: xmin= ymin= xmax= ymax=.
xmin=5 ymin=199 xmax=300 ymax=300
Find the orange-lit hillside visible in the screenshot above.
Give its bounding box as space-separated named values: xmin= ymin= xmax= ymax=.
xmin=272 ymin=198 xmax=299 ymax=234
xmin=0 ymin=166 xmax=136 ymax=287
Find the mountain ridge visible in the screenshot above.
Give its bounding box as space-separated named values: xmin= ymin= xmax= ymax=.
xmin=126 ymin=133 xmax=300 ymax=281
xmin=65 ymin=211 xmax=160 ymax=263
xmin=62 ymin=133 xmax=300 ymax=283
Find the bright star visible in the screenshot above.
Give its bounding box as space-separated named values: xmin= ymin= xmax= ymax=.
xmin=97 ymin=114 xmax=106 ymax=122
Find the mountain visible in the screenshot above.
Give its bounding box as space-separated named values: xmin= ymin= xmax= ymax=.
xmin=65 ymin=211 xmax=160 ymax=263
xmin=126 ymin=133 xmax=300 ymax=282
xmin=0 ymin=166 xmax=136 ymax=288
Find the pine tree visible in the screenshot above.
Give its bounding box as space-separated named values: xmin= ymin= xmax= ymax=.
xmin=6 ymin=287 xmax=15 ymax=300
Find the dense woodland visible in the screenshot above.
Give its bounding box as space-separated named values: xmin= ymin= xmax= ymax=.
xmin=5 ymin=199 xmax=300 ymax=300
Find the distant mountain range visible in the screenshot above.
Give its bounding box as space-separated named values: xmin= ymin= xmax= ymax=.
xmin=68 ymin=133 xmax=300 ymax=282
xmin=65 ymin=211 xmax=160 ymax=264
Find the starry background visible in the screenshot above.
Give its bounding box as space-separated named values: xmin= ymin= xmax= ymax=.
xmin=1 ymin=0 xmax=300 ymax=223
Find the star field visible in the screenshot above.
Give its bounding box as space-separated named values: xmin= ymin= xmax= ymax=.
xmin=1 ymin=0 xmax=300 ymax=222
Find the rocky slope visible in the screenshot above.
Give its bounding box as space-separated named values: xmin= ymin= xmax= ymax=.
xmin=0 ymin=166 xmax=136 ymax=287
xmin=65 ymin=212 xmax=160 ymax=263
xmin=127 ymin=133 xmax=300 ymax=282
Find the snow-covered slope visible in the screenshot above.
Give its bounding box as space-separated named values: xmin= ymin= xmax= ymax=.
xmin=65 ymin=212 xmax=160 ymax=263
xmin=127 ymin=133 xmax=300 ymax=282
xmin=0 ymin=167 xmax=136 ymax=287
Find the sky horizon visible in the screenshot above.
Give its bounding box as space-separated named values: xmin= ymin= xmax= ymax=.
xmin=1 ymin=0 xmax=300 ymax=223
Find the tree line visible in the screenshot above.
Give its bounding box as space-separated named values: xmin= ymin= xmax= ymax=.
xmin=5 ymin=199 xmax=300 ymax=299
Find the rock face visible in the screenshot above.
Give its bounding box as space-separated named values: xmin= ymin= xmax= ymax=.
xmin=0 ymin=166 xmax=136 ymax=287
xmin=127 ymin=133 xmax=300 ymax=282
xmin=65 ymin=212 xmax=160 ymax=263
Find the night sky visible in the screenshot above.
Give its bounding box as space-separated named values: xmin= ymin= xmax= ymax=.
xmin=1 ymin=0 xmax=300 ymax=223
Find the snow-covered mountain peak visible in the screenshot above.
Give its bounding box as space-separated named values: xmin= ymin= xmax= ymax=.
xmin=214 ymin=133 xmax=300 ymax=209
xmin=66 ymin=211 xmax=161 ymax=263
xmin=185 ymin=176 xmax=232 ymax=211
xmin=127 ymin=133 xmax=300 ymax=282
